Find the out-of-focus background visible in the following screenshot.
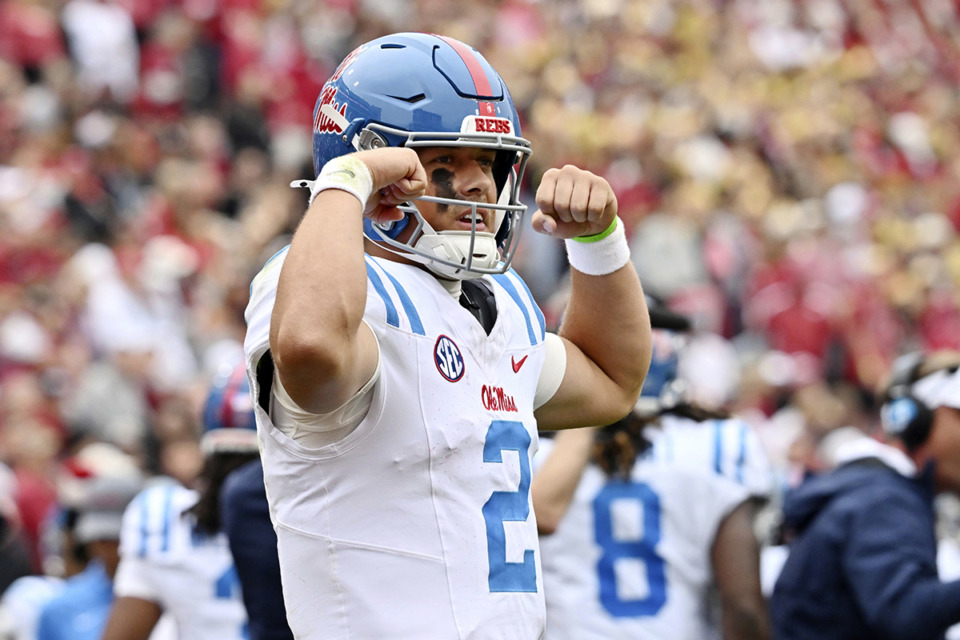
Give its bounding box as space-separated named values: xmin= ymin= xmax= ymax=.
xmin=0 ymin=0 xmax=959 ymax=583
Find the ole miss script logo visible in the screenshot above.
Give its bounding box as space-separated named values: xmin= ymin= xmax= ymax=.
xmin=482 ymin=385 xmax=517 ymax=412
xmin=314 ymin=86 xmax=349 ymax=135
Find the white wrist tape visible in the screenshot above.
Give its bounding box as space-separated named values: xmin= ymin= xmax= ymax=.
xmin=563 ymin=217 xmax=631 ymax=275
xmin=289 ymin=155 xmax=374 ymax=207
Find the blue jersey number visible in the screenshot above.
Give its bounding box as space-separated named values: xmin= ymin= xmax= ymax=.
xmin=593 ymin=482 xmax=667 ymax=617
xmin=482 ymin=419 xmax=537 ymax=593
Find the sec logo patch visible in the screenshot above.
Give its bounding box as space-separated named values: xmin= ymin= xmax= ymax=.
xmin=434 ymin=335 xmax=464 ymax=382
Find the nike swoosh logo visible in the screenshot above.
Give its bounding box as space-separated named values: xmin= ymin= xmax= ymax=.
xmin=511 ymin=355 xmax=528 ymax=373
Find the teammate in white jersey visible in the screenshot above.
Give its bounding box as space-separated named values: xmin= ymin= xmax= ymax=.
xmin=533 ymin=309 xmax=772 ymax=640
xmin=101 ymin=364 xmax=259 ymax=640
xmin=244 ymin=32 xmax=651 ymax=639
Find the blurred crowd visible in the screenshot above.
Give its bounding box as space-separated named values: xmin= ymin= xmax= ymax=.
xmin=1 ymin=0 xmax=960 ymax=591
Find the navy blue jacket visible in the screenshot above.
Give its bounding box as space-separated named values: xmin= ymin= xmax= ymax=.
xmin=220 ymin=459 xmax=294 ymax=640
xmin=771 ymin=459 xmax=960 ymax=640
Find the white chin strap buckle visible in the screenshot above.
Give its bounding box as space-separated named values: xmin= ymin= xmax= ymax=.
xmin=415 ymin=231 xmax=500 ymax=280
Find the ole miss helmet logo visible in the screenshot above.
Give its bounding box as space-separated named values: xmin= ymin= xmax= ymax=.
xmin=314 ymin=86 xmax=349 ymax=135
xmin=435 ymin=335 xmax=464 ymax=382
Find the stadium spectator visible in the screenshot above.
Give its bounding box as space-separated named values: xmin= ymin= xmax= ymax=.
xmin=0 ymin=441 xmax=145 ymax=640
xmin=35 ymin=474 xmax=143 ymax=640
xmin=0 ymin=462 xmax=31 ymax=601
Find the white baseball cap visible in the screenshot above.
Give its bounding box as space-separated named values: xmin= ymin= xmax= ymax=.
xmin=911 ymin=364 xmax=960 ymax=411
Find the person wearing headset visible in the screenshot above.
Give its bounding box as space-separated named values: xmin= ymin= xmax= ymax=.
xmin=770 ymin=350 xmax=960 ymax=640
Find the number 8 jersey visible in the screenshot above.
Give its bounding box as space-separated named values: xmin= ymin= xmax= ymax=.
xmin=244 ymin=252 xmax=551 ymax=640
xmin=535 ymin=416 xmax=773 ymax=640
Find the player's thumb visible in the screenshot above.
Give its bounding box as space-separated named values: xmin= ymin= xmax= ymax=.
xmin=530 ymin=210 xmax=558 ymax=237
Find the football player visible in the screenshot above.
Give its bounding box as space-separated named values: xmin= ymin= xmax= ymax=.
xmin=220 ymin=455 xmax=293 ymax=640
xmin=101 ymin=364 xmax=257 ymax=640
xmin=6 ymin=444 xmax=146 ymax=640
xmin=533 ymin=308 xmax=773 ymax=640
xmin=244 ymin=32 xmax=651 ymax=639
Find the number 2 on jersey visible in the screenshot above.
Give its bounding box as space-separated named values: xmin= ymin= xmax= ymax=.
xmin=593 ymin=482 xmax=667 ymax=617
xmin=482 ymin=419 xmax=537 ymax=593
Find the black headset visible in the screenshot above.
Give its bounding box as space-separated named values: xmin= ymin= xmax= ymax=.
xmin=880 ymin=353 xmax=957 ymax=452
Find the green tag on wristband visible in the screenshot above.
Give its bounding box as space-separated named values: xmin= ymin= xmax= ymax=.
xmin=572 ymin=217 xmax=618 ymax=243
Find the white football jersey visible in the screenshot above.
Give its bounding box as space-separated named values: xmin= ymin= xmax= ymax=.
xmin=536 ymin=416 xmax=772 ymax=640
xmin=113 ymin=482 xmax=248 ymax=640
xmin=645 ymin=415 xmax=774 ymax=500
xmin=245 ymin=251 xmax=549 ymax=640
xmin=0 ymin=575 xmax=63 ymax=640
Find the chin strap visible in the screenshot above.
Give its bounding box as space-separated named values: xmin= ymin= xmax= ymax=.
xmin=414 ymin=231 xmax=500 ymax=280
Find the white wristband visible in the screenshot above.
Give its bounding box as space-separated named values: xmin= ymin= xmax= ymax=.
xmin=563 ymin=217 xmax=631 ymax=276
xmin=289 ymin=155 xmax=374 ymax=208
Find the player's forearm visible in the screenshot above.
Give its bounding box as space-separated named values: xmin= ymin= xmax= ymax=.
xmin=531 ymin=427 xmax=596 ymax=534
xmin=101 ymin=596 xmax=163 ymax=640
xmin=559 ymin=264 xmax=651 ymax=415
xmin=714 ymin=502 xmax=771 ymax=640
xmin=722 ymin=603 xmax=771 ymax=640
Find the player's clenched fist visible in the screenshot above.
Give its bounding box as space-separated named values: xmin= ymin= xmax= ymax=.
xmin=531 ymin=165 xmax=618 ymax=239
xmin=352 ymin=147 xmax=427 ymax=224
